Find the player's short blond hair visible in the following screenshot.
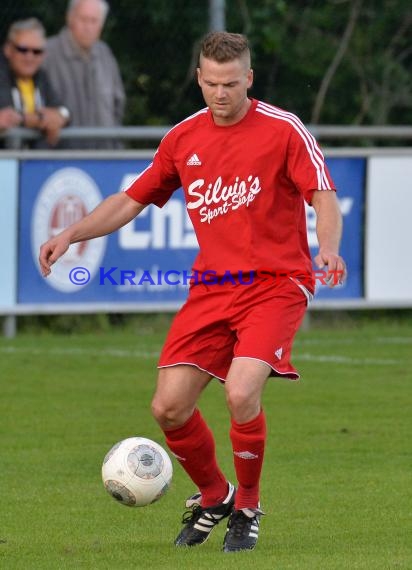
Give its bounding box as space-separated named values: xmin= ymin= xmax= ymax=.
xmin=200 ymin=32 xmax=250 ymax=66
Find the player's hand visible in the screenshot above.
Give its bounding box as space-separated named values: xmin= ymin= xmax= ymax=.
xmin=39 ymin=236 xmax=71 ymax=277
xmin=314 ymin=249 xmax=347 ymax=287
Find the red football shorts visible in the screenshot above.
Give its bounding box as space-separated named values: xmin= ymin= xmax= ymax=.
xmin=158 ymin=275 xmax=308 ymax=381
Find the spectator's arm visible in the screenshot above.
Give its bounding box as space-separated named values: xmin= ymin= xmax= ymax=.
xmin=0 ymin=106 xmax=23 ymax=130
xmin=38 ymin=107 xmax=69 ymax=146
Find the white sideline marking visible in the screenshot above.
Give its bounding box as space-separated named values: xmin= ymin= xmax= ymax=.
xmin=294 ymin=353 xmax=400 ymax=365
xmin=0 ymin=346 xmax=404 ymax=365
xmin=295 ymin=336 xmax=412 ymax=346
xmin=0 ymin=346 xmax=160 ymax=358
xmin=376 ymin=337 xmax=412 ymax=344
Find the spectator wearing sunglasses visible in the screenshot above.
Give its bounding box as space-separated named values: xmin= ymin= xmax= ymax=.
xmin=0 ymin=18 xmax=70 ymax=147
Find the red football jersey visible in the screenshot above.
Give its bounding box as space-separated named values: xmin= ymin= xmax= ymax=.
xmin=125 ymin=98 xmax=335 ymax=288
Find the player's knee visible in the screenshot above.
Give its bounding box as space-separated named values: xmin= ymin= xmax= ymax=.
xmin=151 ymin=397 xmax=187 ymax=429
xmin=225 ymin=386 xmax=260 ymax=422
xmin=150 ymin=397 xmax=171 ymax=424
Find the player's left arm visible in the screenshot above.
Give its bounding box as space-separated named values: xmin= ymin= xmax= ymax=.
xmin=311 ymin=190 xmax=347 ymax=287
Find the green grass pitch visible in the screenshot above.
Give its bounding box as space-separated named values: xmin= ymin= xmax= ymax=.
xmin=0 ymin=314 xmax=411 ymax=569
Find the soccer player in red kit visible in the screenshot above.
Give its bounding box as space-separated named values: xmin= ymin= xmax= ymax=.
xmin=39 ymin=32 xmax=346 ymax=552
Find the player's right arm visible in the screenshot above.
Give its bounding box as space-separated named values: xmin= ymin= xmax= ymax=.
xmin=39 ymin=192 xmax=146 ymax=277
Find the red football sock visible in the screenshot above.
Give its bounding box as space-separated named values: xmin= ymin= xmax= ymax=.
xmin=230 ymin=410 xmax=267 ymax=510
xmin=164 ymin=409 xmax=228 ymax=507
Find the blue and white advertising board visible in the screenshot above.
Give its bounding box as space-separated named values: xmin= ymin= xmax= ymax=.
xmin=18 ymin=157 xmax=365 ymax=307
xmin=18 ymin=159 xmax=197 ymax=306
xmin=309 ymin=157 xmax=365 ymax=301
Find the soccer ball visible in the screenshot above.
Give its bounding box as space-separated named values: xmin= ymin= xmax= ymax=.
xmin=102 ymin=437 xmax=173 ymax=507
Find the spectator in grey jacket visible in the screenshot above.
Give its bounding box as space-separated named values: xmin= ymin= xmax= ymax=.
xmin=44 ymin=0 xmax=126 ymax=149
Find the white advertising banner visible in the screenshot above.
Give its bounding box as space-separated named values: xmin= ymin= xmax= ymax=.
xmin=0 ymin=159 xmax=18 ymax=308
xmin=366 ymin=156 xmax=412 ymax=302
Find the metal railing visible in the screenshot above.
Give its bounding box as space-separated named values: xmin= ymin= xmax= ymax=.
xmin=0 ymin=126 xmax=170 ymax=149
xmin=2 ymin=125 xmax=412 ymax=149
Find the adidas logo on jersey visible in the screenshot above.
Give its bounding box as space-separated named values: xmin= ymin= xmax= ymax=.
xmin=186 ymin=153 xmax=202 ymax=166
xmin=275 ymin=347 xmax=283 ymax=360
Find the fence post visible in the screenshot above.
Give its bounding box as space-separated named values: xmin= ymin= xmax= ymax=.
xmin=3 ymin=315 xmax=17 ymax=338
xmin=209 ymin=0 xmax=226 ymax=31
